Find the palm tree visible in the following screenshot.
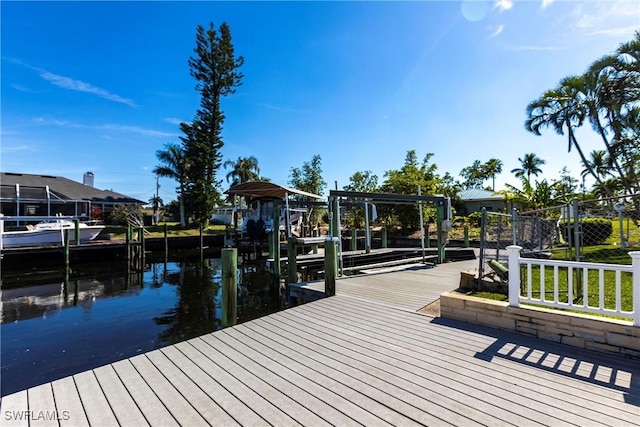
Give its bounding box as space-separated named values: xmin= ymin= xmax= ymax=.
xmin=153 ymin=143 xmax=189 ymax=228
xmin=581 ymin=150 xmax=611 ymax=182
xmin=499 ymin=177 xmax=559 ymax=210
xmin=224 ymin=156 xmax=262 ymax=207
xmin=525 ymin=82 xmax=613 ymax=196
xmin=224 ymin=156 xmax=261 ymax=186
xmin=483 ymin=158 xmax=503 ymax=191
xmin=510 ymin=153 xmax=546 ymax=182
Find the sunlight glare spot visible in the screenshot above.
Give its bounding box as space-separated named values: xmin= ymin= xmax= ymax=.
xmin=461 ymin=0 xmax=491 ymax=22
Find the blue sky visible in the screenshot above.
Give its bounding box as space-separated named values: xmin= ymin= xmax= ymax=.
xmin=2 ymin=1 xmax=639 ymax=204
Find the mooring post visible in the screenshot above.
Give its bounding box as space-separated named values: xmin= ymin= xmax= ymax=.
xmin=74 ymin=218 xmax=80 ymax=245
xmin=425 ymin=223 xmax=430 ymax=248
xmin=268 ymin=231 xmax=275 ymax=259
xmin=138 ymin=227 xmax=145 ymax=269
xmin=199 ymin=223 xmax=204 ymax=264
xmin=312 ymin=227 xmax=318 ymax=254
xmin=463 ymin=225 xmax=470 ymax=247
xmin=126 ymin=226 xmax=131 ymax=261
xmin=351 ymin=228 xmax=357 ymax=251
xmin=64 ymin=229 xmax=70 ymax=267
xmin=221 ymin=247 xmax=238 ymax=327
xmin=164 ymin=223 xmax=168 ymax=258
xmin=324 ymin=236 xmax=339 ymax=297
xmin=287 ymin=237 xmax=297 ymax=290
xmin=381 ymin=227 xmax=388 ymax=248
xmin=364 ymin=201 xmax=371 ymax=254
xmin=436 ymin=203 xmax=445 ymax=263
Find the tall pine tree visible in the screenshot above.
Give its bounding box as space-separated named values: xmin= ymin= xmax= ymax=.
xmin=183 ymin=22 xmax=244 ymax=225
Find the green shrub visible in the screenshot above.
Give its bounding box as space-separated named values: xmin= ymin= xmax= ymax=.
xmin=563 ymin=218 xmax=613 ymax=246
xmin=468 ymin=212 xmax=483 ymax=228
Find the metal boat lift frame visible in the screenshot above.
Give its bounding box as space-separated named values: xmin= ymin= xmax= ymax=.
xmin=327 ymin=190 xmax=451 ymax=269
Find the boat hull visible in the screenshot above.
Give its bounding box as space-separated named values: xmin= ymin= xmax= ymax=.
xmin=2 ymin=226 xmax=104 ymax=248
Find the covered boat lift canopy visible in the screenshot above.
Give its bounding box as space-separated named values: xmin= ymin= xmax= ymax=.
xmin=225 ymin=181 xmax=322 ymax=201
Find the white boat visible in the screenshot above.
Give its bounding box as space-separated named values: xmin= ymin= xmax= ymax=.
xmin=1 ymin=219 xmax=105 ymax=248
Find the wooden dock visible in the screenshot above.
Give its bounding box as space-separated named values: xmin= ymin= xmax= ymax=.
xmin=2 ymin=260 xmax=639 ymax=426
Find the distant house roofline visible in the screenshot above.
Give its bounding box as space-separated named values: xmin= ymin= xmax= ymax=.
xmin=1 ymin=172 xmax=145 ymax=204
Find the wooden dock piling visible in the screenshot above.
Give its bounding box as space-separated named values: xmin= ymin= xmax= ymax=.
xmin=64 ymin=229 xmax=70 ymax=267
xmin=324 ymin=237 xmax=338 ymax=296
xmin=221 ymin=247 xmax=238 ymax=327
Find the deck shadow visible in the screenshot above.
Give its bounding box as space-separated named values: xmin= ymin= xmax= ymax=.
xmin=432 ymin=316 xmax=640 ymax=406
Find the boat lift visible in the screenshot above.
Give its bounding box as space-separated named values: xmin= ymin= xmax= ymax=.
xmin=327 ymin=190 xmax=451 ymax=270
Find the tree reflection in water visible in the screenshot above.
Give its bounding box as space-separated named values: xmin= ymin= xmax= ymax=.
xmin=154 ymin=259 xmax=281 ymax=345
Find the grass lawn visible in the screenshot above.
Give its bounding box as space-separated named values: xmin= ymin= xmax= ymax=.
xmin=468 ymin=216 xmax=638 ymax=319
xmin=102 ymin=222 xmax=229 ymax=239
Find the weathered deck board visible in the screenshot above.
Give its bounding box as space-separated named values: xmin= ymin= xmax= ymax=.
xmin=51 ymin=377 xmax=89 ymax=427
xmin=291 ymin=299 xmax=639 ymax=426
xmin=93 ymin=365 xmax=149 ymax=427
xmin=144 ymin=349 xmax=239 ymax=426
xmin=2 ymin=258 xmax=638 ymax=426
xmin=127 ymin=353 xmax=209 ymax=426
xmin=292 ymin=257 xmax=478 ymax=309
xmin=73 ymin=371 xmax=119 ymax=426
xmin=23 ymin=384 xmax=55 ymax=427
xmin=0 ymin=390 xmax=28 ymax=427
xmin=326 ymin=296 xmax=640 ymax=408
xmin=109 ymin=359 xmax=179 ymax=427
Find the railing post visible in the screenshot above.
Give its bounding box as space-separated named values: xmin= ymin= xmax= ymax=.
xmin=630 ymin=251 xmax=640 ymax=327
xmin=511 ymin=207 xmax=518 ymax=246
xmin=573 ymin=197 xmax=581 ymax=262
xmin=507 ymin=245 xmax=522 ymax=307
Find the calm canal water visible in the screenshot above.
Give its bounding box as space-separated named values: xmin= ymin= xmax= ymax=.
xmin=1 ymin=258 xmax=282 ymax=396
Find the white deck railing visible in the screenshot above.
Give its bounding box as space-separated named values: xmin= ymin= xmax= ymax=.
xmin=507 ymin=245 xmax=640 ymax=326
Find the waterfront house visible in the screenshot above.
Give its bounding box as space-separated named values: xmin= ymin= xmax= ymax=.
xmin=0 ymin=171 xmax=144 ymax=224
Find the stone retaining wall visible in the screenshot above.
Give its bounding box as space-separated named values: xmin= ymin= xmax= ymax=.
xmin=440 ymin=292 xmax=640 ymax=359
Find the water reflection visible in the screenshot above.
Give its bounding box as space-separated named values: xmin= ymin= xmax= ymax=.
xmin=0 ymin=258 xmax=281 ymax=397
xmin=154 ymin=261 xmax=218 ymax=344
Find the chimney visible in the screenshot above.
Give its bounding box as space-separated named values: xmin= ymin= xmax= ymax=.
xmin=83 ymin=171 xmax=94 ymax=187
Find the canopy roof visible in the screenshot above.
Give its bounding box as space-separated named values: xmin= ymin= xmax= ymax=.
xmin=225 ymin=181 xmax=322 ymax=200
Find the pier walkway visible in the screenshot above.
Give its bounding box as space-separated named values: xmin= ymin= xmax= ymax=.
xmin=1 ymin=260 xmax=639 ymax=426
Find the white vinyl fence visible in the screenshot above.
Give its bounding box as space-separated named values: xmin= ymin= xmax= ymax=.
xmin=507 ymin=246 xmax=640 ymax=326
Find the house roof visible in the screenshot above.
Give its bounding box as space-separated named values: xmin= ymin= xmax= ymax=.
xmin=0 ymin=172 xmax=144 ymax=204
xmin=226 ymin=181 xmax=322 ymax=200
xmin=458 ymin=188 xmax=503 ymax=201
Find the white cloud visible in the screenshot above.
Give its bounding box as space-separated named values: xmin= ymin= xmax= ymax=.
xmin=494 ymin=0 xmax=513 ymax=12
xmin=37 ymin=70 xmax=137 ymax=107
xmin=257 ymin=102 xmax=303 ymax=113
xmin=509 ymin=45 xmax=564 ymax=52
xmin=33 ymin=117 xmax=178 ymax=138
xmin=164 ymin=117 xmax=184 ymax=125
xmin=572 ymin=1 xmax=640 ymax=32
xmin=586 ymin=25 xmax=640 ymax=38
xmin=5 ymin=58 xmax=137 ymax=107
xmin=489 ymin=25 xmax=505 ymax=38
xmin=96 ymin=124 xmax=177 ymax=138
xmin=541 ymin=0 xmax=554 ymax=9
xmin=0 ymin=144 xmax=35 ymax=153
xmin=11 ymin=83 xmax=35 ymax=93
